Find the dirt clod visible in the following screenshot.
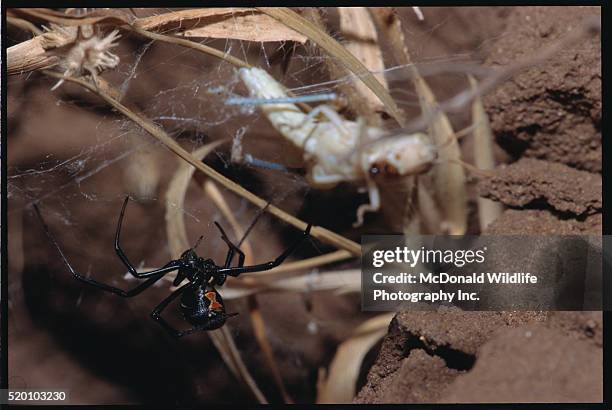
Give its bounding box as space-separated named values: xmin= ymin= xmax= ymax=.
xmin=438 ymin=326 xmax=603 ymax=403
xmin=479 ymin=158 xmax=601 ymax=215
xmin=394 ymin=307 xmax=546 ymax=355
xmin=375 ymin=349 xmax=462 ymax=403
xmin=483 ymin=6 xmax=601 ymax=172
xmin=354 ymin=308 xmax=547 ymax=403
xmin=484 ymin=209 xmax=602 ymax=234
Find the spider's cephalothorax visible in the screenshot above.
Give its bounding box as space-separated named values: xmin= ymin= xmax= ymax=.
xmin=34 ymin=196 xmax=312 ymax=338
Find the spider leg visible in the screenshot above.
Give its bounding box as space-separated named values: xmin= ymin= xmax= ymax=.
xmin=214 ymin=222 xmax=246 ymax=268
xmin=212 ymin=222 xmax=245 ymax=286
xmin=113 ymin=196 xmax=177 ymax=278
xmin=217 ymin=223 xmax=312 ymax=277
xmin=33 ymin=203 xmax=181 ymax=296
xmin=150 ymin=282 xmax=192 ymax=338
xmin=150 ymin=282 xmax=238 ymax=338
xmin=77 ymin=270 xmax=170 ymax=297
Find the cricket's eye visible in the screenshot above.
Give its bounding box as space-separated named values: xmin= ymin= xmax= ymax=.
xmin=369 ymin=161 xmax=400 ymax=177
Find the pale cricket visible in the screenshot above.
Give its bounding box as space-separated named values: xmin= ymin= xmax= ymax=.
xmin=233 ymin=67 xmax=437 ymax=227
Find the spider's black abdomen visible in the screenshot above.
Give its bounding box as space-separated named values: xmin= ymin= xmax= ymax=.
xmin=179 ymin=285 xmax=227 ymax=329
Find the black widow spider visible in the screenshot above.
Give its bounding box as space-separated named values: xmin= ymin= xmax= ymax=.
xmin=33 ymin=196 xmax=312 ymax=338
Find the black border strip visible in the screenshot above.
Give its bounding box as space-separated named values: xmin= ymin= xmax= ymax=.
xmin=601 ymin=1 xmax=610 ymax=408
xmin=2 ymin=4 xmax=8 ymax=392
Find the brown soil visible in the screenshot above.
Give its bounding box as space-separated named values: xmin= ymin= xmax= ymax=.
xmin=355 ymin=309 xmax=602 ymax=403
xmin=479 ymin=158 xmax=601 ymax=215
xmin=485 ymin=209 xmax=602 ymax=235
xmin=438 ymin=325 xmax=602 ymax=403
xmin=483 ymin=6 xmax=601 ymax=173
xmin=356 ymin=5 xmax=602 ymax=404
xmin=375 ymin=349 xmax=461 ymax=403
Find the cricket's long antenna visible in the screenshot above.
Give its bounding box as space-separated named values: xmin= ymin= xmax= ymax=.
xmin=440 ymin=158 xmax=495 ymax=178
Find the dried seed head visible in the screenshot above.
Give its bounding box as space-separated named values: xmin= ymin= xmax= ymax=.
xmin=43 ymin=24 xmax=121 ymax=90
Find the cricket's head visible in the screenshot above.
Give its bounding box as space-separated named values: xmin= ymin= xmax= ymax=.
xmin=361 ymin=133 xmax=437 ymax=178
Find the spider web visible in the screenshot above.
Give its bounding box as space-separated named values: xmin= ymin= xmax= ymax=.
xmin=6 ymin=11 xmax=494 ymax=224
xmin=5 ymin=7 xmax=504 ymax=336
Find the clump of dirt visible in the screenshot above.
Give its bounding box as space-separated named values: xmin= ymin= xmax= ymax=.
xmin=479 ymin=158 xmax=601 ymax=215
xmin=394 ymin=308 xmax=546 ymax=355
xmin=354 ymin=308 xmax=547 ymax=403
xmin=438 ymin=325 xmax=602 ymax=403
xmin=484 ymin=209 xmax=601 ymax=235
xmin=355 ymin=309 xmax=603 ymax=403
xmin=372 ymin=349 xmax=461 ymax=403
xmin=356 ymin=5 xmax=601 ymax=404
xmin=483 ymin=6 xmax=601 ymax=173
